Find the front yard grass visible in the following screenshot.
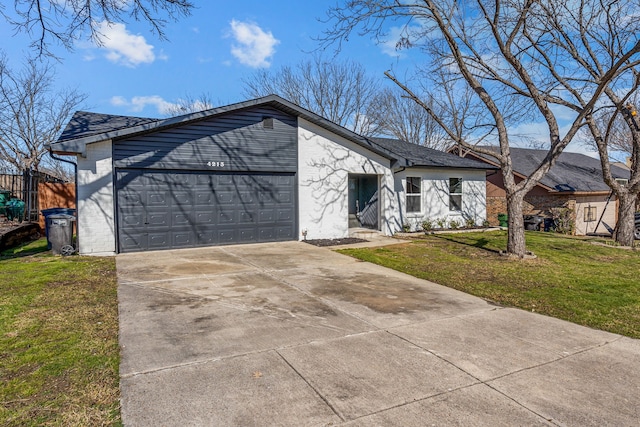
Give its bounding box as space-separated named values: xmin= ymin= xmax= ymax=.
xmin=338 ymin=231 xmax=640 ymax=339
xmin=0 ymin=238 xmax=120 ymax=426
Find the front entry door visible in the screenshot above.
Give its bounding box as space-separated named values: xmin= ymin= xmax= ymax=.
xmin=348 ymin=174 xmax=379 ymax=230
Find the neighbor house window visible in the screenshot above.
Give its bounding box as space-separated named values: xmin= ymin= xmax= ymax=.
xmin=584 ymin=206 xmax=597 ymax=222
xmin=406 ymin=177 xmax=421 ymax=213
xmin=449 ymin=178 xmax=463 ymax=211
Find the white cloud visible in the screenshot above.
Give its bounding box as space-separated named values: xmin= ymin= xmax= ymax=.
xmin=380 ymin=26 xmax=412 ymax=57
xmin=228 ymin=20 xmax=279 ymax=68
xmin=94 ymin=21 xmax=157 ymax=67
xmin=110 ymin=95 xmax=178 ymax=115
xmin=380 ymin=24 xmax=432 ymax=57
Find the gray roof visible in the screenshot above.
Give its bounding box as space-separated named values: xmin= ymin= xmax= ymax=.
xmin=473 ymin=147 xmax=630 ymax=192
xmin=58 ymin=111 xmax=159 ymax=142
xmin=50 ymin=95 xmax=395 ymax=160
xmin=51 ymin=95 xmax=495 ymax=171
xmin=372 ymin=137 xmax=497 ymax=170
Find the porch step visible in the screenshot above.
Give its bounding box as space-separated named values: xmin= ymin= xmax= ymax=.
xmin=349 ymin=227 xmax=384 ymax=240
xmin=348 ymin=214 xmax=360 ymax=228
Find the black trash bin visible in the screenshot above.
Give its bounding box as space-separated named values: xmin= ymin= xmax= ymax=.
xmin=47 ymin=214 xmax=76 ymax=255
xmin=524 ymin=215 xmax=544 ymax=231
xmin=41 ymin=208 xmax=76 ymax=249
xmin=544 ymin=217 xmax=556 ymax=232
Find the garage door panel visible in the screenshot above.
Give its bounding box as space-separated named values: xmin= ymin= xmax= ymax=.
xmin=277 ymin=226 xmax=294 ymax=238
xmin=218 ymin=210 xmax=235 ymax=223
xmin=238 ymin=211 xmax=255 ymax=224
xmin=276 ymin=191 xmax=292 ymax=203
xmin=217 ymin=191 xmax=235 ymax=204
xmin=147 ymin=191 xmax=168 ymax=205
xmin=120 ymin=232 xmax=147 ymax=252
xmin=259 ymin=210 xmax=275 ymax=222
xmin=196 ymin=230 xmax=215 ymax=244
xmin=195 ymin=191 xmax=215 ymax=204
xmin=239 ymin=228 xmax=257 ymax=242
xmin=216 ymin=229 xmax=235 ymax=242
xmin=121 ymin=213 xmax=144 ymax=227
xmin=147 ymin=212 xmax=169 ymax=226
xmin=116 ymin=170 xmax=296 ymax=252
xmin=148 ymin=232 xmax=170 ymax=248
xmin=195 ymin=211 xmax=215 ymax=224
xmin=277 ymin=209 xmax=293 ymax=222
xmin=259 ymin=228 xmax=275 ymax=240
xmin=172 ymin=232 xmax=194 ymax=247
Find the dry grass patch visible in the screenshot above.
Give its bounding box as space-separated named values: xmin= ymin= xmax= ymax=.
xmin=0 ymin=239 xmax=120 ymax=426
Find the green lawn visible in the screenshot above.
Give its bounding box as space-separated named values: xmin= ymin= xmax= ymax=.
xmin=0 ymin=239 xmax=120 ymax=426
xmin=338 ymin=231 xmax=640 ymax=338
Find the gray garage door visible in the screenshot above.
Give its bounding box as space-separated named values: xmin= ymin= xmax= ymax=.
xmin=116 ymin=169 xmax=296 ymax=252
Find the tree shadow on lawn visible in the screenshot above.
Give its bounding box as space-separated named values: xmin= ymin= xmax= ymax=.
xmin=431 ymin=233 xmax=501 ymax=254
xmin=0 ymin=237 xmax=49 ymax=260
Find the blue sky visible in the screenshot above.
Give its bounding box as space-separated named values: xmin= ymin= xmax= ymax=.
xmin=2 ymin=2 xmax=415 ymax=118
xmin=1 ymin=1 xmax=601 ymax=157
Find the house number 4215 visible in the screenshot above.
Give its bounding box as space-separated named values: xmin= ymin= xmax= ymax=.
xmin=207 ymin=161 xmax=225 ymax=167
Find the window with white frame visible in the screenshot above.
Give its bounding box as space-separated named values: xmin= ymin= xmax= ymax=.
xmin=584 ymin=206 xmax=597 ymax=222
xmin=449 ymin=178 xmax=463 ymax=211
xmin=406 ymin=177 xmax=421 ymax=213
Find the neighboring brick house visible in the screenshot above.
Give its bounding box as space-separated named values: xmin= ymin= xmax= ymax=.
xmin=456 ymin=147 xmax=631 ymax=236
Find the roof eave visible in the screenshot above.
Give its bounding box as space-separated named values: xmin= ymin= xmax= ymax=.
xmin=549 ymin=190 xmax=613 ymax=196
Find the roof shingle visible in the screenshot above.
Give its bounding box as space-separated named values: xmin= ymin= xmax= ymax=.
xmin=471 ymin=146 xmax=630 ymax=192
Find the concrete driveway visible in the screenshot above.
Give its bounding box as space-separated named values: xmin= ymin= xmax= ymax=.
xmin=117 ymin=241 xmax=640 ymax=426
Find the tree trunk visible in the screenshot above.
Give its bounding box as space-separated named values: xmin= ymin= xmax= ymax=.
xmin=506 ymin=191 xmax=527 ymax=257
xmin=614 ymin=192 xmax=637 ymax=246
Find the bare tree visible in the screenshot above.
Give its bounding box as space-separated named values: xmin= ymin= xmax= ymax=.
xmin=508 ymin=0 xmax=640 ymax=246
xmin=243 ymin=56 xmax=381 ymax=136
xmin=586 ymin=109 xmax=635 ymax=160
xmin=323 ymin=0 xmax=640 ymax=257
xmin=162 ymin=92 xmax=217 ymax=117
xmin=368 ymin=87 xmax=450 ymax=148
xmin=585 ymin=98 xmax=640 ymax=245
xmin=1 ymin=0 xmax=193 ymax=56
xmin=0 ymin=54 xmax=86 ymax=173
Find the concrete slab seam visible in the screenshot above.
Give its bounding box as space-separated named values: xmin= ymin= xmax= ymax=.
xmin=120 ymin=347 xmax=285 ymax=379
xmin=331 ymin=382 xmax=487 ymax=425
xmin=119 ymin=328 xmax=383 ymax=380
xmin=275 ymin=349 xmax=346 ymax=422
xmin=385 ymin=330 xmax=557 ymax=425
xmin=386 ymin=329 xmax=626 ymax=426
xmin=119 ymin=328 xmax=386 ymax=381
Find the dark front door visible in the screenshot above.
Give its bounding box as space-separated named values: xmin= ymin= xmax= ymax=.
xmin=348 ymin=174 xmax=379 ymax=230
xmin=116 ymin=169 xmax=296 ymax=252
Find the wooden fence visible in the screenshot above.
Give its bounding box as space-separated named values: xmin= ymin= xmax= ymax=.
xmin=0 ymin=171 xmax=69 ymax=224
xmin=37 ymin=182 xmax=76 ymax=230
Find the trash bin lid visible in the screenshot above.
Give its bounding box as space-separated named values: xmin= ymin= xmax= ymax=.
xmin=48 ymin=214 xmax=76 ymax=221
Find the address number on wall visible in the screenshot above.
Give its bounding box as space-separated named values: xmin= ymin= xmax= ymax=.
xmin=207 ymin=161 xmax=226 ymax=167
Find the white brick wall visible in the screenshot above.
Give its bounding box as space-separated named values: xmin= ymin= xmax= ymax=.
xmin=297 ymin=118 xmax=397 ymax=240
xmin=394 ymin=168 xmax=488 ymax=232
xmin=76 ymin=140 xmax=116 ymax=255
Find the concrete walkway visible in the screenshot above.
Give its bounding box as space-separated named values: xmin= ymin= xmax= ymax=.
xmin=117 ymin=241 xmax=640 ymax=426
